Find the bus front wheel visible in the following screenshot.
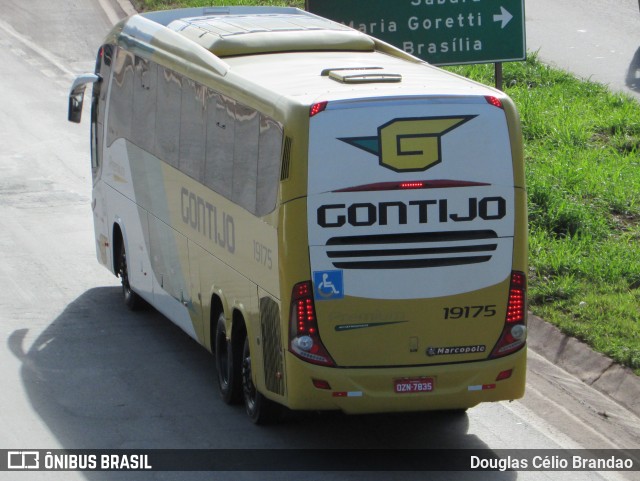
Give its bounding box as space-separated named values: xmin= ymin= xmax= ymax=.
xmin=241 ymin=337 xmax=281 ymax=424
xmin=117 ymin=242 xmax=142 ymax=311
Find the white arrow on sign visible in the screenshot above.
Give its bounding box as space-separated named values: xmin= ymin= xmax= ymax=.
xmin=493 ymin=6 xmax=513 ymax=29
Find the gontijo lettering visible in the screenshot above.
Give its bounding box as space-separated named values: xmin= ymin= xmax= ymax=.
xmin=180 ymin=187 xmax=235 ymax=254
xmin=317 ymin=197 xmax=506 ymax=228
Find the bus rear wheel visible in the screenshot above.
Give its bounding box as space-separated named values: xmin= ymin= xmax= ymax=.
xmin=215 ymin=313 xmax=242 ymax=404
xmin=241 ymin=337 xmax=281 ymax=424
xmin=117 ymin=242 xmax=142 ymax=311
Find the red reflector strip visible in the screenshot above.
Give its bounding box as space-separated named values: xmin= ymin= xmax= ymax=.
xmin=400 ymin=181 xmax=425 ymax=189
xmin=496 ymin=369 xmax=513 ymax=381
xmin=335 ymin=179 xmax=490 ymax=193
xmin=468 ymin=384 xmax=496 ymax=391
xmin=312 ymin=379 xmax=331 ymax=390
xmin=332 ymin=392 xmax=363 ymax=398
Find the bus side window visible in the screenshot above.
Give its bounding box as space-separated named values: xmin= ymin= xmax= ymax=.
xmin=90 ymin=44 xmax=113 ymax=177
xmin=106 ymin=48 xmax=134 ymax=147
xmin=233 ymin=104 xmax=259 ymax=213
xmin=180 ymin=79 xmax=206 ymax=182
xmin=133 ymin=56 xmax=157 ymax=155
xmin=156 ymin=67 xmax=182 ymax=169
xmin=205 ymin=92 xmax=235 ymax=200
xmin=256 ymin=116 xmax=283 ymax=216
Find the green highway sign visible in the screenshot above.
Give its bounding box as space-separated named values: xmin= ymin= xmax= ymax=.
xmin=306 ymin=0 xmax=526 ymax=66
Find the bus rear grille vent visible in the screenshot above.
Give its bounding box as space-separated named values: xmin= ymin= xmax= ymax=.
xmin=280 ymin=136 xmax=292 ymax=181
xmin=326 ymin=230 xmax=498 ymax=270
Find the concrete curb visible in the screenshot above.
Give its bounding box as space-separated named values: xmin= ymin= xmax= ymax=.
xmin=527 ymin=313 xmax=640 ymax=418
xmin=115 ymin=0 xmax=137 ymax=17
xmin=107 ymin=0 xmax=137 ymax=20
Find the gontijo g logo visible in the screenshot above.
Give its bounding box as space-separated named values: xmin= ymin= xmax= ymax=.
xmin=340 ymin=116 xmax=475 ymax=172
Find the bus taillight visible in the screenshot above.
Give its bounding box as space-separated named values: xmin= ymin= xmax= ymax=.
xmin=485 ymin=96 xmax=504 ymax=109
xmin=310 ymin=101 xmax=328 ymax=117
xmin=490 ymin=271 xmax=527 ymax=358
xmin=289 ymin=281 xmax=335 ymax=367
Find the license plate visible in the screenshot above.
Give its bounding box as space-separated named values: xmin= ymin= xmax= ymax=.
xmin=394 ymin=377 xmax=434 ymax=394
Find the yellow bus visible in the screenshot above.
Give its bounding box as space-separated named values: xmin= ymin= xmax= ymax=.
xmin=69 ymin=6 xmax=527 ymax=424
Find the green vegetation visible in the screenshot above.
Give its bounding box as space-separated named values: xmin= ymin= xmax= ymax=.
xmin=133 ymin=0 xmax=640 ymax=374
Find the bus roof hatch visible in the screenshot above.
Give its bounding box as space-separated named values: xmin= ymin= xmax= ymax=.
xmin=165 ymin=13 xmax=375 ymax=57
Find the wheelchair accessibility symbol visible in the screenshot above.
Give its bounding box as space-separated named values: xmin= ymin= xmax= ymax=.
xmin=313 ymin=270 xmax=344 ymax=300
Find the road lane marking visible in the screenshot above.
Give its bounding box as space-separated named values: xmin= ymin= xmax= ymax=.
xmin=0 ymin=18 xmax=75 ymax=79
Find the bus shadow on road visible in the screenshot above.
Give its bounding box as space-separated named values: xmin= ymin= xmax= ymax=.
xmin=626 ymin=46 xmax=640 ymax=92
xmin=8 ymin=287 xmax=516 ymax=480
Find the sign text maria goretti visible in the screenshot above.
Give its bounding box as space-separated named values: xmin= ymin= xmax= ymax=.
xmin=306 ymin=0 xmax=526 ymax=66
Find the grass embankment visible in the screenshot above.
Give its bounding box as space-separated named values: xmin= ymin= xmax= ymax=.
xmin=133 ymin=0 xmax=640 ymax=374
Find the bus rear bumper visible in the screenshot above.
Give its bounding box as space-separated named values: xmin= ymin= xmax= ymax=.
xmin=282 ymin=347 xmax=526 ymax=414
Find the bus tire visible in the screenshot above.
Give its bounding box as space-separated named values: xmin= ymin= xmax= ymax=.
xmin=241 ymin=336 xmax=281 ymax=424
xmin=117 ymin=241 xmax=142 ymax=311
xmin=441 ymin=408 xmax=468 ymax=417
xmin=215 ymin=313 xmax=242 ymax=404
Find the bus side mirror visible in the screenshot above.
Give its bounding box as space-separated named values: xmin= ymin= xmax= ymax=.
xmin=68 ymin=74 xmax=100 ymax=123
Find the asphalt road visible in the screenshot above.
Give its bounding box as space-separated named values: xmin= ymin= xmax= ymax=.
xmin=526 ymin=0 xmax=640 ymax=100
xmin=0 ymin=1 xmax=638 ymax=480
